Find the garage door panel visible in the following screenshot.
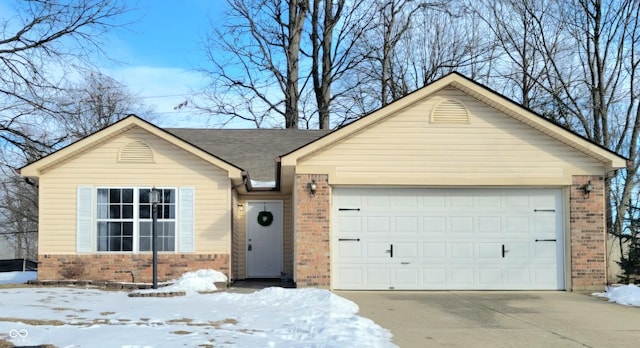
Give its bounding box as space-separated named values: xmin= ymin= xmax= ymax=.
xmin=533 ymin=242 xmax=557 ymax=259
xmin=450 ymin=195 xmax=473 ymax=208
xmin=450 ymin=216 xmax=474 ymax=233
xmin=422 ymin=195 xmax=446 ymax=208
xmin=423 ymin=268 xmax=447 ymax=286
xmin=423 ymin=217 xmax=446 ymax=233
xmin=450 ymin=243 xmax=474 ymax=259
xmin=505 ymin=268 xmax=530 ymax=285
xmin=394 ymin=216 xmax=419 ymax=234
xmin=450 ymin=268 xmax=474 ymax=286
xmin=479 ymin=268 xmax=502 ymax=285
xmin=506 ymin=243 xmax=530 ymax=259
xmin=395 ymin=267 xmax=419 ymax=288
xmin=423 ymin=243 xmax=446 ymax=258
xmin=366 ymin=267 xmax=391 ymax=286
xmin=394 ymin=242 xmax=419 ymax=259
xmin=336 ymin=240 xmax=362 ymax=260
xmin=478 ymin=216 xmax=502 ymax=233
xmin=333 ymin=188 xmax=564 ymax=290
xmin=366 ymin=195 xmax=391 ymax=208
xmin=506 ymin=216 xmax=529 ymax=233
xmin=366 ymin=242 xmax=392 ymax=260
xmin=335 ymin=267 xmax=363 ymax=289
xmin=393 ymin=195 xmax=419 ymax=208
xmin=478 ymin=243 xmax=501 ymax=259
xmin=365 ymin=216 xmax=390 ymax=233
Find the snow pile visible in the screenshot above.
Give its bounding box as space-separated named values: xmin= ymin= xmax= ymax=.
xmin=135 ymin=269 xmax=228 ymax=294
xmin=0 ymin=271 xmax=37 ymax=284
xmin=0 ymin=285 xmax=396 ymax=347
xmin=593 ymin=284 xmax=640 ymax=306
xmin=168 ymin=269 xmax=227 ymax=293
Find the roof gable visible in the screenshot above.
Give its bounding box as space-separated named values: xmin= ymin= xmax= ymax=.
xmin=20 ymin=115 xmax=244 ymax=179
xmin=281 ymin=72 xmax=627 ymax=171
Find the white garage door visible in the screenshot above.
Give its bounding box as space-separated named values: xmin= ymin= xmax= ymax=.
xmin=332 ymin=188 xmax=564 ymax=290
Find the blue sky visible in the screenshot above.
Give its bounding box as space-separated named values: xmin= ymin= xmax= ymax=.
xmin=102 ymin=1 xmax=229 ymax=127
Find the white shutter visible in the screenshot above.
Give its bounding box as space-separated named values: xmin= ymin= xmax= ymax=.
xmin=76 ymin=186 xmax=94 ymax=253
xmin=179 ymin=187 xmax=195 ymax=252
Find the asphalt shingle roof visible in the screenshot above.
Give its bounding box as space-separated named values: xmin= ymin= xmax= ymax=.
xmin=165 ymin=128 xmax=331 ymax=182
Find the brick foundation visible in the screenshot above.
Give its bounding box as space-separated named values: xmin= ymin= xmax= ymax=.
xmin=570 ymin=175 xmax=606 ymax=290
xmin=294 ymin=174 xmax=330 ymax=288
xmin=37 ymin=253 xmax=229 ymax=283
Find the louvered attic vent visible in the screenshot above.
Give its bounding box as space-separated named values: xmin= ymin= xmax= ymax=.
xmin=431 ymin=99 xmax=469 ymax=124
xmin=118 ymin=140 xmax=154 ymax=163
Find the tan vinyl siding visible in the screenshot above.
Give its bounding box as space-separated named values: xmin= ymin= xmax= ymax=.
xmin=38 ymin=127 xmax=230 ymax=254
xmin=298 ymin=87 xmax=604 ymax=185
xmin=235 ymin=194 xmax=293 ymax=279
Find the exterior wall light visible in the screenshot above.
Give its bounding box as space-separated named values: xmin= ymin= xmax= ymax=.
xmin=237 ymin=203 xmax=244 ymax=211
xmin=309 ymin=180 xmax=317 ymax=195
xmin=583 ymin=180 xmax=594 ymax=195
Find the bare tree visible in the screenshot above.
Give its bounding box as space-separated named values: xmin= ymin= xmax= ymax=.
xmin=197 ymin=0 xmax=309 ymax=129
xmin=54 ymin=71 xmax=155 ymax=140
xmin=0 ymin=0 xmax=130 ymax=154
xmin=307 ymin=0 xmax=375 ymax=129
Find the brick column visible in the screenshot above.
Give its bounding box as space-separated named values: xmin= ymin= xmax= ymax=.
xmin=570 ymin=175 xmax=606 ymax=290
xmin=294 ymin=174 xmax=330 ymax=288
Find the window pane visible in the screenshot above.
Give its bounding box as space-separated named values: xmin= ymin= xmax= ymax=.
xmin=98 ymin=189 xmax=108 ymax=203
xmin=139 ymin=205 xmax=150 ymax=219
xmin=164 ymin=189 xmax=175 ymax=203
xmin=98 ymin=237 xmax=108 ymax=251
xmin=97 ymin=204 xmax=108 ymax=219
xmin=122 ymin=205 xmax=133 ymax=219
xmin=165 ymin=237 xmax=175 ymax=251
xmin=109 ymin=189 xmax=121 ymax=203
xmin=109 ymin=222 xmax=122 ymax=236
xmin=123 ymin=222 xmax=133 ymax=237
xmin=109 ymin=205 xmax=121 ymax=219
xmin=109 ymin=237 xmax=121 ymax=251
xmin=139 ymin=189 xmax=150 ymax=204
xmin=97 ymin=222 xmax=107 ymax=238
xmin=122 ymin=189 xmax=133 ymax=203
xmin=168 ymin=205 xmax=175 ymax=219
xmin=139 ymin=222 xmax=151 ymax=237
xmin=139 ymin=237 xmax=151 ymax=251
xmin=122 ymin=236 xmax=133 ymax=251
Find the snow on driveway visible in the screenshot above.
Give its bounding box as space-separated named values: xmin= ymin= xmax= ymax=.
xmin=593 ymin=284 xmax=640 ymax=307
xmin=0 ymin=271 xmax=396 ymax=347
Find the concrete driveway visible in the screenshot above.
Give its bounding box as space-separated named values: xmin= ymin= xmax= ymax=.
xmin=336 ymin=291 xmax=639 ymax=348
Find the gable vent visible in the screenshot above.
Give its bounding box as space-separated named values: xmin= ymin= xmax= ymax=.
xmin=118 ymin=140 xmax=154 ymax=163
xmin=431 ymin=99 xmax=469 ymax=124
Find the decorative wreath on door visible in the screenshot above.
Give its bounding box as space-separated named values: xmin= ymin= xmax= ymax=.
xmin=257 ymin=204 xmax=274 ymax=227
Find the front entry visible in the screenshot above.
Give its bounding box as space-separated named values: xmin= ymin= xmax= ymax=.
xmin=246 ymin=201 xmax=283 ymax=278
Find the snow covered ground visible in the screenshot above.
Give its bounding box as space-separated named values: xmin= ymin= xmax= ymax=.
xmin=593 ymin=284 xmax=640 ymax=307
xmin=0 ymin=270 xmax=396 ymax=347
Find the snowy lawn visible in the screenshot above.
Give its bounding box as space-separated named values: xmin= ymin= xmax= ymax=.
xmin=593 ymin=284 xmax=640 ymax=307
xmin=0 ymin=270 xmax=395 ymax=348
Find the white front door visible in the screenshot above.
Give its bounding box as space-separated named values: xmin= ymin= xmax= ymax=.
xmin=246 ymin=201 xmax=283 ymax=278
xmin=332 ymin=188 xmax=564 ymax=290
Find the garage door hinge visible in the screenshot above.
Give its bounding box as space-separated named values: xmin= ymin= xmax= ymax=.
xmin=338 ymin=208 xmax=361 ymax=211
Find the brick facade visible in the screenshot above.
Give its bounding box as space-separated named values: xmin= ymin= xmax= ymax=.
xmin=570 ymin=175 xmax=606 ymax=290
xmin=37 ymin=253 xmax=229 ymax=283
xmin=294 ymin=174 xmax=330 ymax=288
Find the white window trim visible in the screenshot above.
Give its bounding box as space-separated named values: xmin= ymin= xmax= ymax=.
xmin=92 ymin=186 xmax=178 ymax=253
